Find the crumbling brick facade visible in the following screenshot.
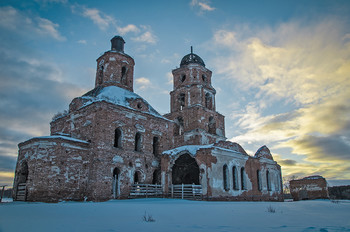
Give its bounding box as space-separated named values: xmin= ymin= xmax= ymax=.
xmin=13 ymin=36 xmax=283 ymax=202
xmin=290 ymin=175 xmax=329 ymax=201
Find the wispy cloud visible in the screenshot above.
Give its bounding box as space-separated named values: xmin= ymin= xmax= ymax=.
xmin=117 ymin=24 xmax=140 ymax=35
xmin=73 ymin=5 xmax=157 ymax=45
xmin=190 ymin=0 xmax=215 ymax=14
xmin=77 ymin=40 xmax=87 ymax=44
xmin=132 ymin=31 xmax=157 ymax=44
xmin=81 ymin=7 xmax=114 ymax=31
xmin=0 ymin=6 xmax=66 ymax=41
xmin=210 ymin=18 xmax=350 ymax=179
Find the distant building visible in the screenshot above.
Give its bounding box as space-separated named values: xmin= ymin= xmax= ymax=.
xmin=13 ymin=36 xmax=283 ymax=202
xmin=290 ymin=175 xmax=328 ymax=201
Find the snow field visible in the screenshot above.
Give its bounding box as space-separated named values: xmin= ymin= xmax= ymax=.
xmin=0 ymin=198 xmax=349 ymax=232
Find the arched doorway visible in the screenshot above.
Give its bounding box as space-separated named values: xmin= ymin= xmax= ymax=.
xmin=112 ymin=167 xmax=120 ymax=199
xmin=172 ymin=153 xmax=199 ymax=185
xmin=152 ymin=169 xmax=161 ymax=184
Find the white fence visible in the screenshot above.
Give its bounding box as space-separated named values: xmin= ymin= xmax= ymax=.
xmin=129 ymin=184 xmax=203 ymax=200
xmin=169 ymin=184 xmax=202 ymax=200
xmin=129 ymin=184 xmax=163 ymax=198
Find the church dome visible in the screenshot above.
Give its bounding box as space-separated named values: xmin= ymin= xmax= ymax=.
xmin=180 ymin=47 xmax=205 ymax=67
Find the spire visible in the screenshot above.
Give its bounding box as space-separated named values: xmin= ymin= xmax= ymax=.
xmin=191 ymin=46 xmax=193 ymax=54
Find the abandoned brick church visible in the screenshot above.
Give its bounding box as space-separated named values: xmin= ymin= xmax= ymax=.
xmin=13 ymin=36 xmax=283 ymax=202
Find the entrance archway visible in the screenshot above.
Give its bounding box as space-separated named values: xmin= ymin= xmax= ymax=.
xmin=172 ymin=153 xmax=199 ymax=185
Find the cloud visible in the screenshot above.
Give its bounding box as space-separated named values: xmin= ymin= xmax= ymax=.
xmin=0 ymin=6 xmax=66 ymax=41
xmin=135 ymin=77 xmax=151 ymax=90
xmin=77 ymin=40 xmax=87 ymax=44
xmin=132 ymin=31 xmax=157 ymax=44
xmin=81 ymin=7 xmax=114 ymax=31
xmin=211 ymin=18 xmax=350 ymax=179
xmin=117 ymin=24 xmax=140 ymax=35
xmin=190 ymin=0 xmax=215 ymax=14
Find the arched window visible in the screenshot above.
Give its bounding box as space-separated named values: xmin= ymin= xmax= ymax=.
xmin=153 ymin=136 xmax=159 ymax=156
xmin=208 ymin=116 xmax=216 ymax=134
xmin=232 ymin=166 xmax=238 ymax=190
xmin=179 ymin=93 xmax=185 ymax=110
xmin=223 ymin=164 xmax=229 ymax=191
xmin=112 ymin=167 xmax=120 ymax=198
xmin=241 ymin=167 xmax=246 ymax=190
xmin=177 ymin=117 xmax=184 ymax=135
xmin=114 ymin=128 xmax=122 ymax=148
xmin=121 ymin=66 xmax=127 ymax=85
xmin=257 ymin=170 xmax=261 ymax=191
xmin=205 ymin=93 xmax=213 ymax=110
xmin=202 ymin=74 xmax=207 ymax=82
xmin=266 ymin=170 xmax=271 ymax=191
xmin=98 ymin=65 xmax=104 ymax=85
xmin=181 ymin=74 xmax=186 ymax=82
xmin=135 ymin=132 xmax=142 ymax=152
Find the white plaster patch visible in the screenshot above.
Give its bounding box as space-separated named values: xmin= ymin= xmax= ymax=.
xmin=112 ymin=155 xmax=124 ymax=163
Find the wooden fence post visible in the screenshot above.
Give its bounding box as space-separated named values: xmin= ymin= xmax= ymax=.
xmin=181 ymin=184 xmax=184 ymax=199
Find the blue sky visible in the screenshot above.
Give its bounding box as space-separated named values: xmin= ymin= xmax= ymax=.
xmin=1 ymin=0 xmax=350 ymax=186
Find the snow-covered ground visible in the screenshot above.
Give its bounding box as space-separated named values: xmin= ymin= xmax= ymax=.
xmin=0 ymin=198 xmax=349 ymax=232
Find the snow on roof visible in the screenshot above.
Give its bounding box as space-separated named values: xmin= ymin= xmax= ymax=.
xmin=327 ymin=179 xmax=350 ymax=187
xmin=302 ymin=175 xmax=324 ymax=180
xmin=162 ymin=144 xmax=214 ymax=156
xmin=162 ymin=144 xmax=247 ymax=157
xmin=32 ymin=135 xmax=89 ymax=144
xmin=80 ymin=86 xmax=170 ymax=121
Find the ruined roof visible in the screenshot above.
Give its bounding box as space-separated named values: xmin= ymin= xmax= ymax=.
xmin=254 ymin=145 xmax=274 ymax=160
xmin=81 ymin=86 xmax=169 ymax=121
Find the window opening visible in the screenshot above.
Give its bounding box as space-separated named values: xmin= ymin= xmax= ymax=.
xmin=267 ymin=170 xmax=271 ymax=191
xmin=181 ymin=74 xmax=186 ymax=82
xmin=153 ymin=136 xmax=159 ymax=156
xmin=179 ymin=93 xmax=185 ymax=110
xmin=257 ymin=170 xmax=261 ymax=191
xmin=114 ymin=128 xmax=122 ymax=148
xmin=98 ymin=65 xmax=104 ymax=85
xmin=121 ymin=66 xmax=127 ymax=85
xmin=208 ymin=116 xmax=216 ymax=134
xmin=135 ymin=132 xmax=142 ymax=152
xmin=232 ymin=166 xmax=238 ymax=190
xmin=241 ymin=167 xmax=246 ymax=190
xmin=205 ymin=93 xmax=213 ymax=110
xmin=223 ymin=165 xmax=229 ymax=191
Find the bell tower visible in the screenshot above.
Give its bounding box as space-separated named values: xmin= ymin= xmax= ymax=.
xmin=95 ymin=36 xmax=135 ymax=92
xmin=165 ymin=47 xmax=226 ymax=147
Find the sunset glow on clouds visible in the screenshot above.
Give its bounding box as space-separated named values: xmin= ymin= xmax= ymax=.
xmin=0 ymin=0 xmax=349 ymax=185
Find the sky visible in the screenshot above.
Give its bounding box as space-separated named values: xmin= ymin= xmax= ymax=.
xmin=0 ymin=0 xmax=350 ymax=186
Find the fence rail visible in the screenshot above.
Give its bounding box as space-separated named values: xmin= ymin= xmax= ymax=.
xmin=129 ymin=184 xmax=163 ymax=198
xmin=170 ymin=184 xmax=202 ymax=200
xmin=129 ymin=184 xmax=203 ymax=200
xmin=16 ymin=183 xmax=26 ymax=201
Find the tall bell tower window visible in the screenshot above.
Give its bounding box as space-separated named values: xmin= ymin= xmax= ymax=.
xmin=121 ymin=66 xmax=127 ymax=85
xmin=205 ymin=93 xmax=212 ymax=110
xmin=181 ymin=75 xmax=186 ymax=82
xmin=179 ymin=93 xmax=185 ymax=110
xmin=98 ymin=65 xmax=104 ymax=85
